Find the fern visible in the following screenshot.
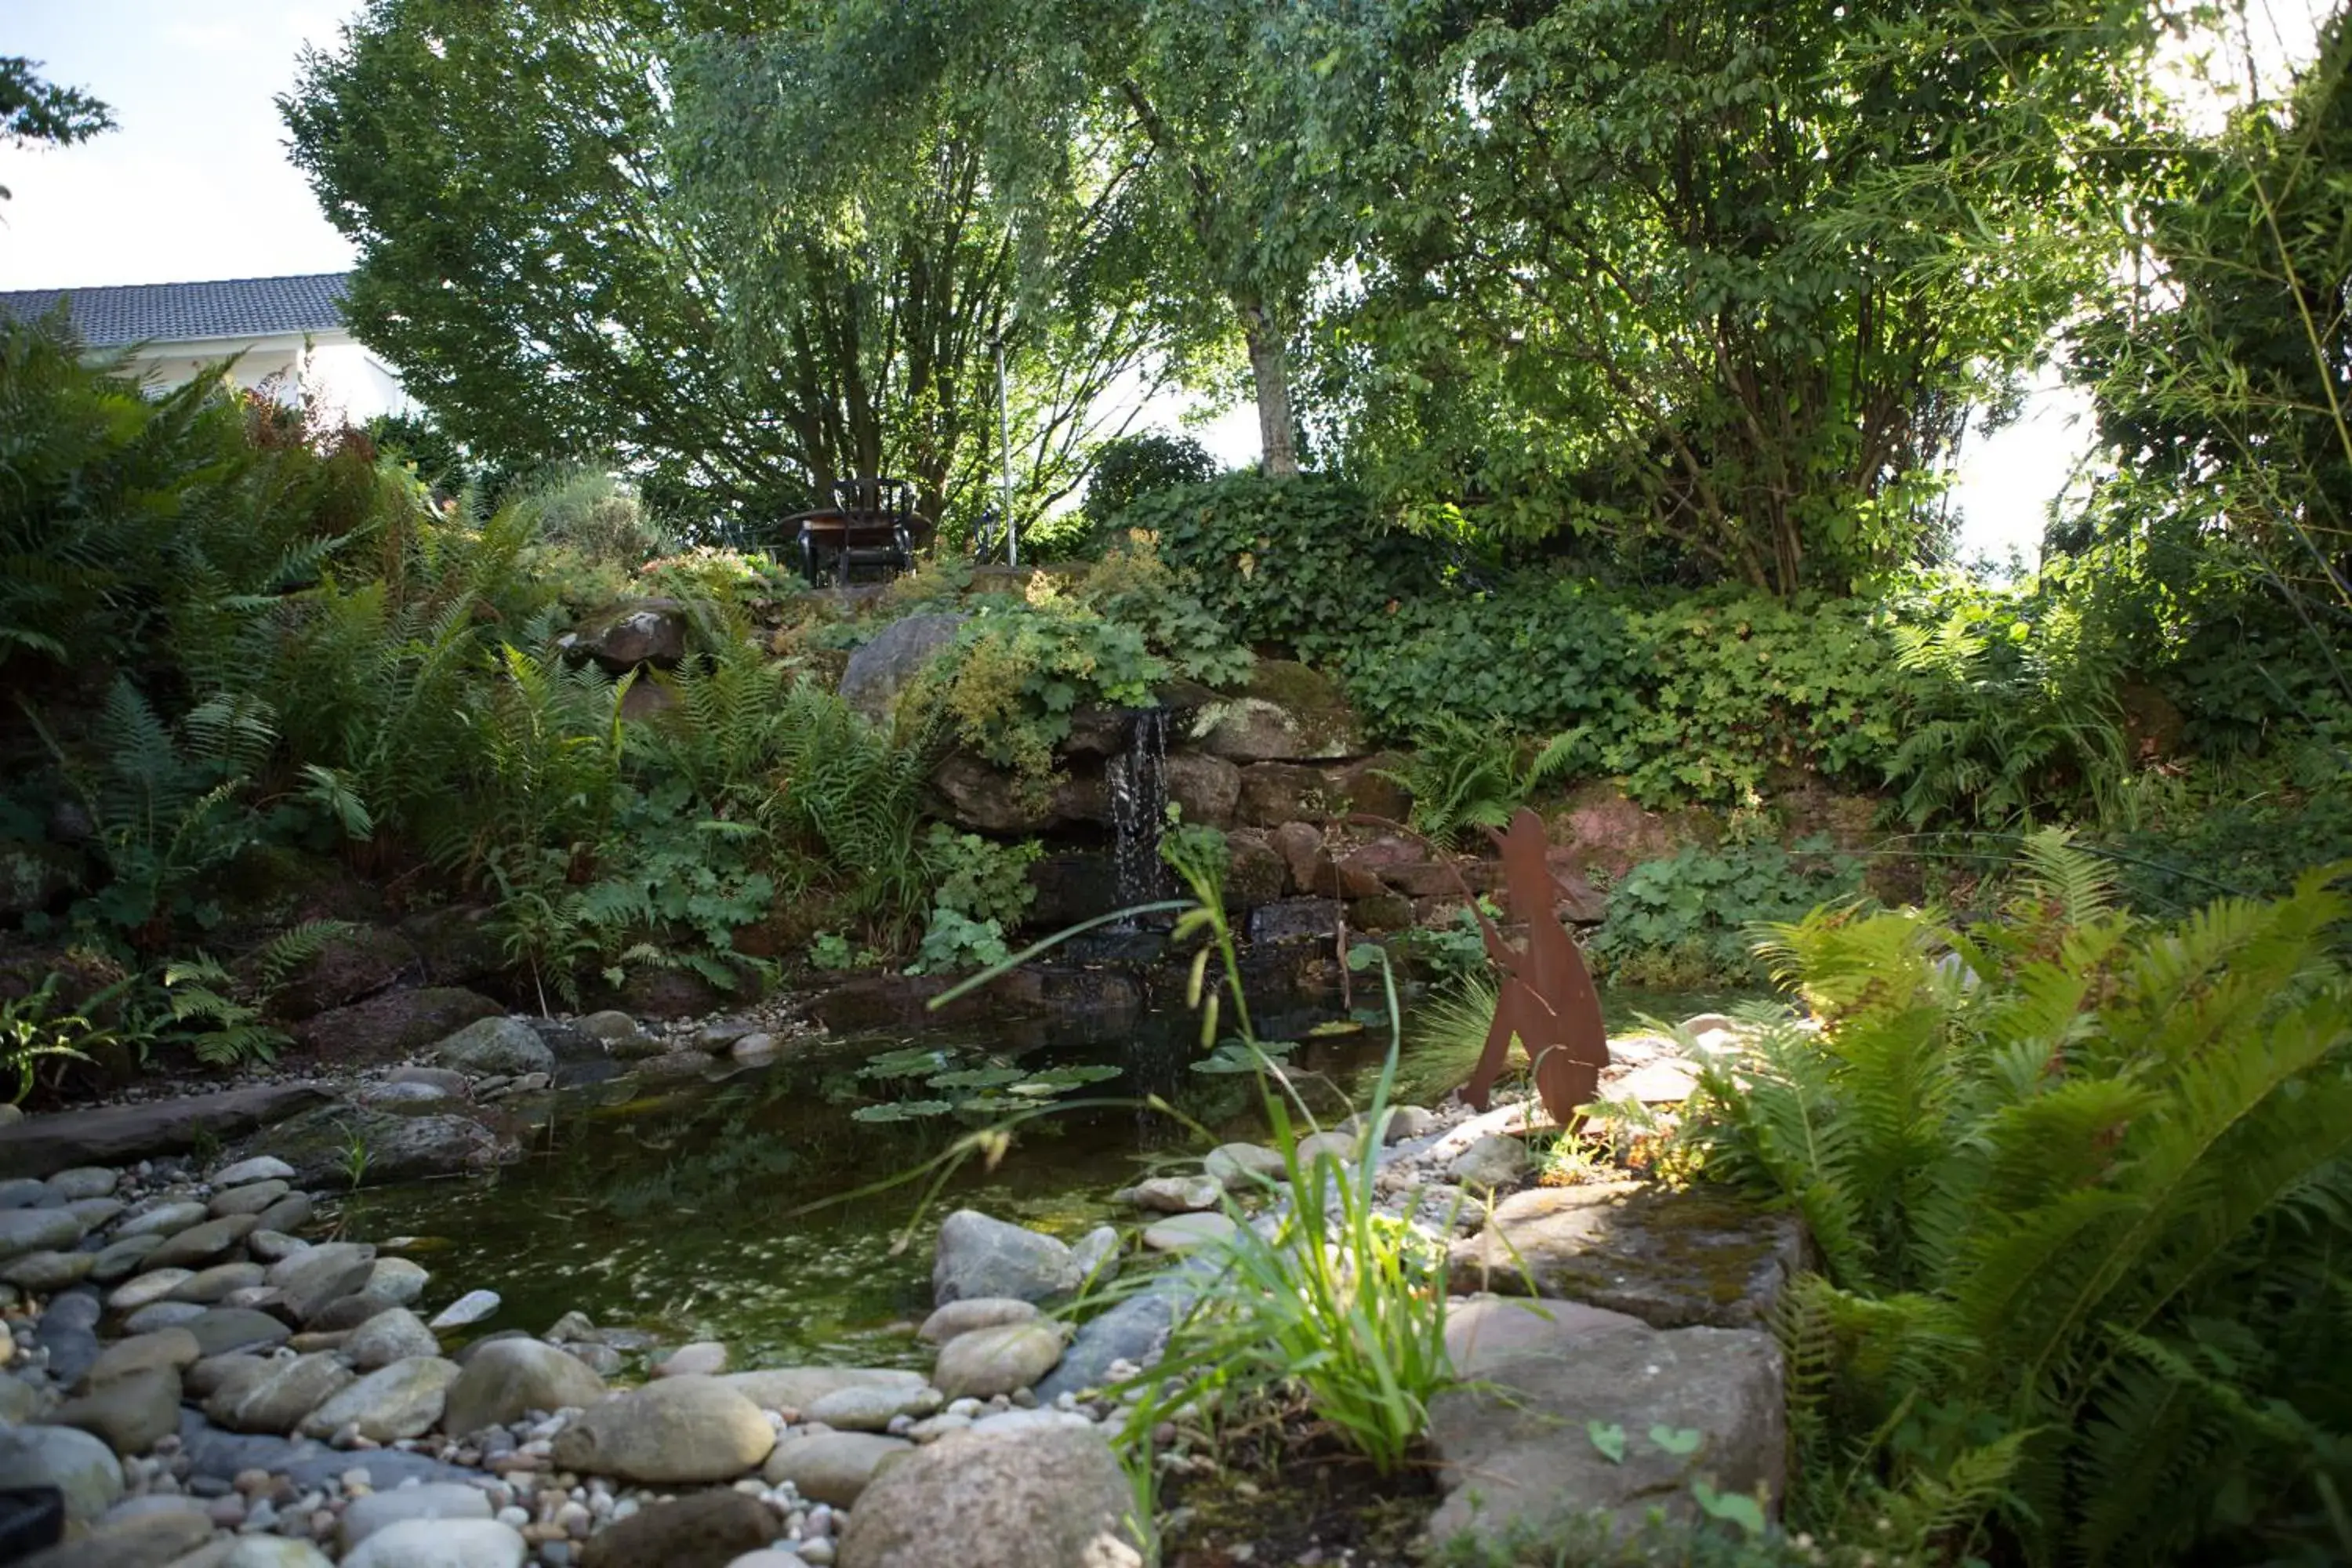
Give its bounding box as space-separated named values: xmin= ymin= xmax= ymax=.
xmin=1685 ymin=837 xmax=2352 ymax=1562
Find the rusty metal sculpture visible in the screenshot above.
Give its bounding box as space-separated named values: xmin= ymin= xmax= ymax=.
xmin=1457 ymin=808 xmax=1610 ymax=1127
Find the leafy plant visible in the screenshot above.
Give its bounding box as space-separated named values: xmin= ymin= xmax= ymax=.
xmin=922 ymin=826 xmax=1040 ymax=931
xmin=1082 ymin=430 xmax=1216 ymax=540
xmin=1588 ymin=840 xmax=1863 ymax=988
xmin=1681 ymin=831 xmax=2352 ymax=1563
xmin=0 ymin=977 xmax=99 ymax=1102
xmin=807 ymin=931 xmax=881 ymax=973
xmin=1378 ymin=717 xmax=1578 ymax=847
xmin=845 ymin=1042 xmax=1118 ymax=1123
xmin=904 ymin=909 xmax=1014 ymax=976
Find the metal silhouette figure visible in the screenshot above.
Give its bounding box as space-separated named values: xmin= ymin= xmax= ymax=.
xmin=1458 ymin=809 xmax=1610 ymax=1126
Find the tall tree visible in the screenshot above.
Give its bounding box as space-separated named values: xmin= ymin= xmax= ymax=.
xmin=1314 ymin=0 xmax=2161 ymax=593
xmin=0 ymin=56 xmax=115 ymax=201
xmin=282 ymin=0 xmax=1178 ymax=528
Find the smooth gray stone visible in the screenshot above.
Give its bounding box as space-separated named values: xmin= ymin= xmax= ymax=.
xmin=176 ymin=1408 xmax=490 ymax=1490
xmin=0 ymin=1083 xmax=330 ymax=1180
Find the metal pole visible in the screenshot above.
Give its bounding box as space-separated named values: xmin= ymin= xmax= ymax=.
xmin=993 ymin=333 xmax=1018 ymax=567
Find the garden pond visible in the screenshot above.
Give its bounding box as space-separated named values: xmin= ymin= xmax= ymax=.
xmin=339 ymin=986 xmax=1748 ymax=1369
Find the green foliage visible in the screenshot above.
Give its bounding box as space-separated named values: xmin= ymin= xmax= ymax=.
xmin=845 ymin=1042 xmax=1118 ymax=1121
xmin=1433 ymin=1512 xmax=1901 ymax=1568
xmin=1681 ymin=833 xmax=2352 ymax=1563
xmin=905 ymin=909 xmax=1013 ymax=976
xmin=1379 ymin=717 xmax=1577 ymax=848
xmin=1066 ymin=538 xmax=1254 ymax=689
xmin=506 ymin=466 xmax=668 ymax=569
xmin=0 ymin=976 xmax=98 ymax=1102
xmin=0 ymin=56 xmax=114 ymax=161
xmin=1589 ymin=841 xmax=1864 ymax=988
xmin=1082 ymin=431 xmax=1216 ymax=538
xmin=922 ymin=826 xmax=1040 ymax=931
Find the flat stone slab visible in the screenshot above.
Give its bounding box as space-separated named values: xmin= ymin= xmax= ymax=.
xmin=1427 ymin=1294 xmax=1786 ymax=1549
xmin=1446 ymin=1181 xmax=1803 ymax=1328
xmin=1141 ymin=1212 xmax=1237 ymax=1254
xmin=0 ymin=1084 xmax=332 ymax=1180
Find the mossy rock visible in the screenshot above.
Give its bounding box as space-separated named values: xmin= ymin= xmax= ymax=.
xmin=1199 ymin=660 xmax=1366 ymax=763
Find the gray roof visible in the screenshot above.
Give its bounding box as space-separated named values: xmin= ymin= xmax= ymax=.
xmin=0 ymin=273 xmax=351 ymax=347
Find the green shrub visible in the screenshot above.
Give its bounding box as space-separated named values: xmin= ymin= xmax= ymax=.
xmin=1682 ymin=833 xmax=2352 ymax=1563
xmin=1587 ymin=840 xmax=1863 ymax=986
xmin=1082 ymin=430 xmax=1215 ymax=540
xmin=507 ymin=466 xmax=669 ymax=568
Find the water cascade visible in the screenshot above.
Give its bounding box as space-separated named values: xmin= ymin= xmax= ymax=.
xmin=1106 ymin=706 xmax=1171 ymax=916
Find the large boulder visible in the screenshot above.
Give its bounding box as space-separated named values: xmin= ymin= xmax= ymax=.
xmin=0 ymin=1084 xmax=330 ymax=1181
xmin=1446 ymin=1181 xmax=1804 ymax=1329
xmin=441 ymin=1340 xmax=608 ymax=1437
xmin=0 ymin=1425 xmax=122 ymax=1523
xmin=252 ymin=1105 xmax=520 ymax=1189
xmin=932 ymin=1210 xmax=1086 ymax=1306
xmin=296 ymin=1356 xmax=461 ymax=1442
xmin=1425 ymin=1295 xmax=1786 ymax=1548
xmin=262 ymin=926 xmax=419 ymax=1021
xmin=1163 ymin=752 xmax=1240 ymax=829
xmin=837 ymin=1425 xmax=1141 ymax=1568
xmin=293 ymin=988 xmax=505 ymax=1066
xmin=433 ymin=1017 xmax=555 ymax=1077
xmin=838 ymin=612 xmax=966 ymax=724
xmin=561 ymin=598 xmax=688 ymax=673
xmin=548 ymin=1375 xmax=774 ymax=1483
xmin=1196 ymin=660 xmax=1365 ymax=763
xmin=929 ymin=753 xmax=1064 ymax=837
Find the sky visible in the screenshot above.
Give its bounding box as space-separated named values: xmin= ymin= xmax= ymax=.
xmin=1 ymin=2 xmax=2330 ymax=566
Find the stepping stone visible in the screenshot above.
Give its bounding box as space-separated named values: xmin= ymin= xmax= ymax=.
xmin=1140 ymin=1212 xmax=1237 ymax=1254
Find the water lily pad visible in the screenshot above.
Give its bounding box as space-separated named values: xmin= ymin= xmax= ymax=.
xmin=929 ymin=1066 xmax=1025 ymax=1090
xmin=1306 ymin=1019 xmax=1365 ymax=1038
xmin=860 ymin=1047 xmax=961 ymax=1081
xmin=851 ymin=1099 xmax=955 ymax=1122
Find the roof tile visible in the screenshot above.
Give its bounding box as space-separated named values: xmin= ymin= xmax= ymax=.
xmin=0 ymin=273 xmax=351 ymax=347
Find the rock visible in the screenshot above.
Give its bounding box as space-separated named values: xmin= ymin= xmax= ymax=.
xmin=89 ymin=1233 xmax=165 ymax=1283
xmin=801 ymin=1384 xmax=938 ymax=1432
xmin=1195 ymin=659 xmax=1365 ymax=763
xmin=0 ymin=1083 xmax=329 ymax=1181
xmin=144 ymin=1215 xmax=260 ymax=1272
xmin=0 ymin=1208 xmax=82 ymax=1261
xmin=267 ymin=1242 xmax=377 ymax=1323
xmin=309 ymin=1290 xmax=405 ymax=1332
xmin=253 ymin=1193 xmax=314 ymax=1233
xmin=1610 ymin=1059 xmax=1702 ymax=1105
xmin=716 ymin=1367 xmax=924 ymax=1414
xmin=45 ymin=1167 xmax=118 ymax=1201
xmin=365 ymin=1257 xmax=430 ymax=1307
xmin=121 ymin=1301 xmax=206 ymax=1335
xmin=0 ymin=1374 xmax=44 ymax=1424
xmin=656 ymin=1341 xmax=729 ymax=1378
xmin=1425 ymin=1295 xmax=1785 ymax=1546
xmin=341 ymin=1483 xmax=493 ymax=1551
xmin=84 ymin=1327 xmax=201 ymax=1387
xmin=838 ymin=612 xmax=966 ymax=724
xmin=1247 ymin=897 xmax=1339 ymax=945
xmin=245 ymin=1231 xmax=307 ymax=1265
xmin=1117 ymin=1174 xmax=1221 ymax=1214
xmin=433 ymin=1018 xmax=555 ymax=1077
xmin=1069 ymin=1225 xmax=1120 ymax=1290
xmin=293 ymin=989 xmax=503 ymax=1066
xmin=1449 ymin=1134 xmax=1532 ymax=1194
xmin=207 ymin=1180 xmax=290 ymax=1218
xmin=1445 ymin=1181 xmax=1805 ymax=1329
xmin=62 ymin=1196 xmax=122 ymax=1232
xmin=260 ymin=1105 xmax=517 ymax=1189
xmin=346 ymin=1308 xmax=440 ymax=1370
xmin=340 ymin=1518 xmax=528 ymax=1568
xmin=931 ymin=1210 xmax=1083 ymax=1305
xmin=216 ymin=1351 xmax=353 ymax=1435
xmin=729 ymin=1032 xmax=779 ymax=1062
xmin=564 ymin=597 xmax=688 ymax=673
xmin=0 ymin=1424 xmax=124 ymax=1523
xmin=578 ymin=1490 xmax=776 ymax=1568
xmin=932 ymin=1320 xmax=1064 ymax=1399
xmin=115 ymin=1200 xmax=210 ymax=1241
xmin=266 ymin=926 xmax=419 ymax=1020
xmin=51 ymin=1363 xmax=180 ymax=1454
xmin=210 ymin=1156 xmax=296 ymax=1188
xmin=428 ymin=1289 xmax=502 ymax=1330
xmin=180 ymin=1307 xmax=291 ymax=1357
xmin=761 ymin=1432 xmax=911 ymax=1507
xmin=836 ymin=1425 xmax=1140 ymax=1568
xmin=1293 ymin=1130 xmax=1364 ymax=1168
xmin=14 ymin=1507 xmax=213 ymax=1568
xmin=168 ymin=1261 xmax=267 ymax=1304
xmin=296 ymin=1356 xmax=460 ymax=1441
xmin=440 ymin=1339 xmax=607 ymax=1436
xmin=1202 ymin=1142 xmax=1287 ymax=1185
xmin=1163 ymin=751 xmax=1241 ymax=828
xmin=1140 ymin=1213 xmax=1236 ymax=1254
xmin=928 ymin=753 xmax=1067 ymax=837
xmin=384 ymin=1065 xmax=470 ymax=1099
xmin=0 ymin=1250 xmax=94 ymax=1290
xmin=223 ymin=1541 xmax=335 ymax=1568
xmin=1034 ymin=1286 xmax=1186 ymax=1404
xmin=727 ymin=1554 xmax=811 ymax=1568
xmin=916 ymin=1298 xmax=1040 ymax=1345
xmin=548 ymin=1375 xmax=773 ymax=1483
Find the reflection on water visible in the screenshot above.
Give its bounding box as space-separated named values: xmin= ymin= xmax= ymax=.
xmin=343 ymin=987 xmax=1751 ymax=1368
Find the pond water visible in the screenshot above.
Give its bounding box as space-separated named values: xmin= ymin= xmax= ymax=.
xmin=340 ymin=985 xmax=1750 ymax=1370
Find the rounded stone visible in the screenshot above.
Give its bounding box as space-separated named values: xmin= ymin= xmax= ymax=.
xmin=434 ymin=1017 xmax=556 ymax=1078
xmin=0 ymin=1423 xmax=125 ymax=1523
xmin=168 ymin=1261 xmax=267 ymax=1305
xmin=144 ymin=1214 xmax=262 ymax=1272
xmin=44 ymin=1167 xmax=118 ymax=1202
xmin=0 ymin=1249 xmax=95 ymax=1291
xmin=265 ymin=1242 xmax=378 ymax=1323
xmin=0 ymin=1208 xmax=83 ymax=1261
xmin=296 ymin=1356 xmax=461 ymax=1442
xmin=121 ymin=1301 xmax=208 ymax=1335
xmin=84 ymin=1327 xmax=201 ymax=1387
xmin=113 ymin=1200 xmax=209 ymax=1241
xmin=51 ymin=1363 xmax=180 ymax=1454
xmin=218 ymin=1352 xmax=355 ymax=1436
xmin=916 ymin=1297 xmax=1040 ymax=1345
xmin=932 ymin=1321 xmax=1065 ymax=1400
xmin=340 ymin=1518 xmax=528 ymax=1568
xmin=106 ymin=1269 xmax=194 ymax=1314
xmin=834 ymin=1425 xmax=1139 ymax=1568
xmin=655 ymin=1340 xmax=728 ymax=1379
xmin=209 ymin=1179 xmax=292 ymax=1218
xmin=223 ymin=1537 xmax=336 ymax=1567
xmin=427 ymin=1288 xmax=501 ymax=1330
xmin=182 ymin=1306 xmax=292 ymax=1357
xmin=365 ymin=1257 xmax=431 ymax=1307
xmin=547 ymin=1375 xmax=775 ymax=1483
xmin=439 ymin=1338 xmax=608 ymax=1437
xmin=1139 ymin=1212 xmax=1238 ymax=1254
xmin=1202 ymin=1142 xmax=1288 ymax=1185
xmin=347 ymin=1307 xmax=441 ymax=1370
xmin=211 ymin=1156 xmax=297 ymax=1188
xmin=575 ymin=1490 xmax=775 ymax=1568
xmin=1448 ymin=1134 xmax=1533 ymax=1193
xmin=760 ymin=1431 xmax=913 ymax=1507
xmin=801 ymin=1383 xmax=938 ymax=1432
xmin=1118 ymin=1174 xmax=1222 ymax=1214
xmin=340 ymin=1481 xmax=495 ymax=1552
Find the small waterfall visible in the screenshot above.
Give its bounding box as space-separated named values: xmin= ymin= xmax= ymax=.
xmin=1106 ymin=706 xmax=1171 ymax=918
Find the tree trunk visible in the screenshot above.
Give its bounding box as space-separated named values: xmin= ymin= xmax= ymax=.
xmin=1243 ymin=307 xmax=1299 ymax=477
